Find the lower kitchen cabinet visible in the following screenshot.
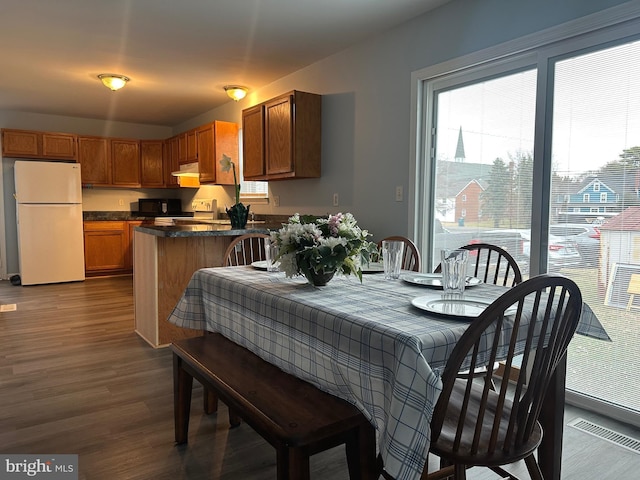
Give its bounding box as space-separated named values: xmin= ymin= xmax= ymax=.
xmin=84 ymin=220 xmax=143 ymax=276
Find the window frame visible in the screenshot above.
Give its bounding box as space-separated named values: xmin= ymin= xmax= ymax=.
xmin=410 ymin=4 xmax=640 ymax=427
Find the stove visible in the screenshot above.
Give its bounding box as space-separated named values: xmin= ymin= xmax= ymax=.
xmin=191 ymin=198 xmax=217 ymax=222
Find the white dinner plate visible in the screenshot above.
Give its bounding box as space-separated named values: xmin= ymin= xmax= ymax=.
xmin=251 ymin=260 xmax=268 ymax=270
xmin=411 ymin=296 xmax=492 ymax=318
xmin=362 ymin=261 xmax=384 ymax=273
xmin=400 ymin=273 xmax=481 ymax=289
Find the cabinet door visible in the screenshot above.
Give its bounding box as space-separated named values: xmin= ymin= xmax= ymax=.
xmin=1 ymin=129 xmax=39 ymax=157
xmin=214 ymin=121 xmax=238 ymax=185
xmin=140 ymin=140 xmax=164 ymax=187
xmin=42 ymin=133 xmax=76 ymax=160
xmin=265 ymin=95 xmax=294 ymax=175
xmin=111 ymin=139 xmax=141 ymax=187
xmin=178 ymin=129 xmax=198 ymax=164
xmin=164 ymin=136 xmax=180 ymax=187
xmin=197 ymin=123 xmax=215 ymax=183
xmin=78 ymin=136 xmax=111 ymax=185
xmin=242 ymin=105 xmax=265 ymax=179
xmin=83 ymin=221 xmax=128 ymax=275
xmin=186 ymin=129 xmax=198 ymax=162
xmin=163 ymin=137 xmax=179 ymax=187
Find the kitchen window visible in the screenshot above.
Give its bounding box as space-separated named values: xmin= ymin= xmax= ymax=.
xmin=413 ymin=8 xmax=640 ymax=427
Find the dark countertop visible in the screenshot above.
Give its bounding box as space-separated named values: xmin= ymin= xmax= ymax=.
xmin=84 ymin=211 xmax=289 ymax=237
xmin=83 ymin=211 xmax=161 ymax=221
xmin=135 ymin=223 xmax=277 ymax=237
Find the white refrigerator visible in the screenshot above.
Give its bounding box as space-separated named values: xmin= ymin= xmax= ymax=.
xmin=15 ymin=161 xmax=85 ymax=285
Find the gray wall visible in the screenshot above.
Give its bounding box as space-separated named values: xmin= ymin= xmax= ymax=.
xmin=0 ymin=0 xmax=629 ymax=276
xmin=173 ymin=0 xmax=631 ymax=241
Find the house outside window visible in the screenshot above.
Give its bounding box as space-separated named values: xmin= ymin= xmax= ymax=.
xmin=594 ymin=182 xmax=600 ymax=192
xmin=600 ymin=192 xmax=607 ymax=202
xmin=583 ymin=193 xmax=590 ymax=203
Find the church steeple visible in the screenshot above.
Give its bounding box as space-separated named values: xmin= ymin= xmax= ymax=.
xmin=455 ymin=126 xmax=466 ymax=163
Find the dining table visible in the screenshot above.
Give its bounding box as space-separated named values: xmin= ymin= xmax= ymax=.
xmin=167 ymin=266 xmax=609 ymax=480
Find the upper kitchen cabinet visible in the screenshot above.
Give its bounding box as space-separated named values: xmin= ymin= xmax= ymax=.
xmin=242 ymin=105 xmax=265 ymax=179
xmin=140 ymin=140 xmax=164 ymax=188
xmin=242 ymin=90 xmax=321 ymax=181
xmin=197 ymin=121 xmax=238 ymax=185
xmin=111 ymin=139 xmax=141 ymax=187
xmin=2 ymin=129 xmax=77 ymax=160
xmin=78 ymin=136 xmax=111 ymax=186
xmin=178 ymin=129 xmax=197 ymax=164
xmin=163 ymin=136 xmax=180 ymax=188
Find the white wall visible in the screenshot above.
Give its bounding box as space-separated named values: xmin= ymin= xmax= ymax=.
xmin=0 ymin=0 xmax=629 ymax=277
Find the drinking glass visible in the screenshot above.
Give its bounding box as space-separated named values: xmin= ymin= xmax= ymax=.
xmin=264 ymin=238 xmax=280 ymax=272
xmin=382 ymin=240 xmax=404 ymax=280
xmin=440 ymin=249 xmax=469 ymax=294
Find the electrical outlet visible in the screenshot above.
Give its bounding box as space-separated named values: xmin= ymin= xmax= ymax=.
xmin=333 ymin=193 xmax=339 ymax=207
xmin=273 ymin=195 xmax=280 ymax=207
xmin=118 ymin=199 xmax=125 ymax=206
xmin=395 ymin=186 xmax=403 ymax=202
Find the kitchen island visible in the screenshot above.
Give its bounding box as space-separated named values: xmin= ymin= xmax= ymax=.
xmin=133 ymin=222 xmax=277 ymax=347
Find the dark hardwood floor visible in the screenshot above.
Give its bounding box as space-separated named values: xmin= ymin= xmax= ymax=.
xmin=1 ymin=276 xmax=639 ymax=479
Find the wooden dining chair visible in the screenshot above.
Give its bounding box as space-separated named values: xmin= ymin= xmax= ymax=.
xmin=218 ymin=232 xmax=270 ymax=425
xmin=377 ymin=236 xmax=422 ymax=272
xmin=223 ymin=233 xmax=270 ymax=266
xmin=434 ymin=242 xmax=522 ymax=287
xmin=435 ymin=243 xmax=524 ymax=389
xmin=421 ymin=274 xmax=583 ymax=480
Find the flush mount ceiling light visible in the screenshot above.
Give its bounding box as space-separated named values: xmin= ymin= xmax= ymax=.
xmin=224 ymin=85 xmax=248 ymax=101
xmin=98 ymin=74 xmax=130 ymax=91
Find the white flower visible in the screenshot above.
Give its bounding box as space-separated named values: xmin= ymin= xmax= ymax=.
xmin=271 ymin=213 xmax=376 ymax=281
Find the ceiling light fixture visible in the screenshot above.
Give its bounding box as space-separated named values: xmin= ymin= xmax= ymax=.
xmin=98 ymin=74 xmax=130 ymax=91
xmin=224 ymin=85 xmax=248 ymax=101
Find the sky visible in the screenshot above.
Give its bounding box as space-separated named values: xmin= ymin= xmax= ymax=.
xmin=434 ymin=39 xmax=640 ymax=177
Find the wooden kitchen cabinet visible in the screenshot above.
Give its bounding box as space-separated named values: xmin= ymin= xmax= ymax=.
xmin=140 ymin=140 xmax=164 ymax=187
xmin=163 ymin=136 xmax=180 ymax=187
xmin=78 ymin=136 xmax=111 ymax=185
xmin=178 ymin=129 xmax=197 ymax=164
xmin=241 ymin=105 xmax=265 ymax=179
xmin=242 ymin=90 xmax=321 ymax=181
xmin=111 ymin=138 xmax=140 ymax=187
xmin=84 ymin=220 xmax=144 ymax=276
xmin=196 ymin=120 xmax=238 ymax=184
xmin=2 ymin=129 xmax=77 ymax=160
xmin=83 ymin=221 xmax=129 ymax=276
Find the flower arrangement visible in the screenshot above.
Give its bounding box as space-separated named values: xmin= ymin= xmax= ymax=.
xmin=219 ymin=154 xmax=250 ymax=228
xmin=271 ymin=213 xmax=377 ymax=284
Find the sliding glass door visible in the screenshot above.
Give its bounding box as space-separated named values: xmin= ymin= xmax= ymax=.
xmin=419 ymin=22 xmax=640 ymax=425
xmin=550 ymin=39 xmax=640 ymax=413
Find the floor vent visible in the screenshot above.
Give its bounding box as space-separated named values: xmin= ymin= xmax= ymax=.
xmin=568 ymin=418 xmax=640 ymax=454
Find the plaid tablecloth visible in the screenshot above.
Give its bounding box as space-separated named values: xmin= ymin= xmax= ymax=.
xmin=167 ymin=267 xmax=608 ymax=480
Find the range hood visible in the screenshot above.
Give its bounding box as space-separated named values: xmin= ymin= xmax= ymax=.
xmin=171 ymin=162 xmax=200 ymax=187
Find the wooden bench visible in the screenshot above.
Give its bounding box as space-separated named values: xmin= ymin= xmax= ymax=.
xmin=171 ymin=334 xmax=377 ymax=480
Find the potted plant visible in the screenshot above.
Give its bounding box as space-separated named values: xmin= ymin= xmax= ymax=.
xmin=219 ymin=154 xmax=249 ymax=228
xmin=271 ymin=213 xmax=376 ymax=286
